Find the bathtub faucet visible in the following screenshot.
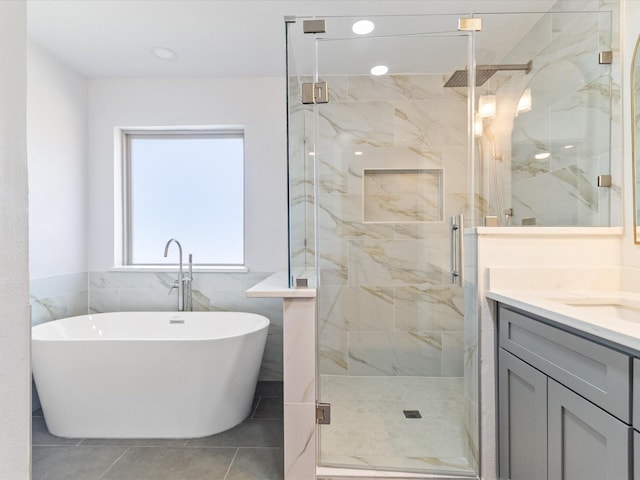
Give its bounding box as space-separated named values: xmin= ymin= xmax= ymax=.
xmin=163 ymin=238 xmax=193 ymax=311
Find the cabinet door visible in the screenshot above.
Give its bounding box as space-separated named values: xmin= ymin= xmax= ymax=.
xmin=548 ymin=379 xmax=630 ymax=480
xmin=499 ymin=349 xmax=547 ymax=480
xmin=635 ymin=430 xmax=640 ymax=480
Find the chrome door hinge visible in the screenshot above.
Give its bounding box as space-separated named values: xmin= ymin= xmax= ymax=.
xmin=302 ymin=82 xmax=329 ymax=105
xmin=303 ymin=19 xmax=326 ymax=34
xmin=599 ymin=51 xmax=613 ymax=64
xmin=458 ymin=18 xmax=482 ymax=31
xmin=316 ymin=403 xmax=331 ymax=424
xmin=597 ymin=174 xmax=612 ymax=187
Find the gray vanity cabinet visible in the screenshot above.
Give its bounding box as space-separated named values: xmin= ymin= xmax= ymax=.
xmin=634 ymin=358 xmax=640 ymax=480
xmin=635 ymin=431 xmax=640 ymax=480
xmin=498 ymin=304 xmax=632 ymax=480
xmin=547 ymin=378 xmax=630 ymax=480
xmin=498 ymin=349 xmax=547 ymax=480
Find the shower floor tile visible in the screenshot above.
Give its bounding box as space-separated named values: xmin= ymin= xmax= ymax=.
xmin=319 ymin=375 xmax=474 ymax=475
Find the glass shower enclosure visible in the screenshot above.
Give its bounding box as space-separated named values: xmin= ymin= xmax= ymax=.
xmin=285 ymin=6 xmax=613 ymax=478
xmin=287 ymin=14 xmax=479 ymax=476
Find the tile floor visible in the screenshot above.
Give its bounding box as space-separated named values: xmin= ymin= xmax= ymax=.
xmin=32 ymin=381 xmax=284 ymax=480
xmin=319 ymin=376 xmax=474 ymax=475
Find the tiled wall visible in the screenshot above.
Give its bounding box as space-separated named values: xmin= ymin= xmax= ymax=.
xmin=312 ymin=73 xmax=470 ymax=379
xmin=286 ymin=78 xmax=315 ymax=283
xmin=463 ymin=232 xmax=479 ymax=471
xmin=30 ymin=271 xmax=284 ymax=381
xmin=30 ymin=273 xmax=89 ymax=326
xmin=362 ymin=169 xmax=443 ymax=223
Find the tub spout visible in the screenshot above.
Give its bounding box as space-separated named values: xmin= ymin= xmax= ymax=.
xmin=163 ymin=238 xmax=184 ymax=311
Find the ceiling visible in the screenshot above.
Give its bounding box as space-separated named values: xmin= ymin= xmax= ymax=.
xmin=27 ymin=0 xmax=561 ymax=79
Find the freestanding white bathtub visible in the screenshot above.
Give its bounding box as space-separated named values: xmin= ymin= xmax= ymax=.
xmin=31 ymin=311 xmax=269 ymax=439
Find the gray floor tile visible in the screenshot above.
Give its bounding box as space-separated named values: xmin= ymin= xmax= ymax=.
xmin=32 ymin=446 xmax=127 ymax=480
xmin=32 ymin=417 xmax=83 ymax=446
xmin=226 ymin=447 xmax=284 ymax=480
xmin=100 ymin=446 xmax=236 ymax=480
xmin=255 ymin=381 xmax=283 ymax=398
xmin=80 ymin=437 xmax=189 ymax=447
xmin=253 ymin=397 xmax=284 ymax=419
xmin=249 ymin=396 xmax=260 ymax=417
xmin=186 ymin=419 xmax=283 ymax=448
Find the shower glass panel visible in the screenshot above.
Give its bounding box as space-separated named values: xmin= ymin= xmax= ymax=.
xmin=286 ymin=20 xmax=317 ymax=287
xmin=287 ymin=14 xmax=479 ymax=476
xmin=473 ymin=10 xmax=614 ymax=227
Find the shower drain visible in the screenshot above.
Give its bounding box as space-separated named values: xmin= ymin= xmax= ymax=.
xmin=403 ymin=410 xmax=422 ymax=419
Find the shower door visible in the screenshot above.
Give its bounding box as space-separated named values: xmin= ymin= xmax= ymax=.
xmin=290 ymin=14 xmax=480 ymax=476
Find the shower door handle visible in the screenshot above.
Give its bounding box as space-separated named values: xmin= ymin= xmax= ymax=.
xmin=449 ymin=214 xmax=464 ymax=286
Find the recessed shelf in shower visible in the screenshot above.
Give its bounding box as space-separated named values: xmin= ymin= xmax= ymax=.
xmin=362 ymin=168 xmax=444 ymax=223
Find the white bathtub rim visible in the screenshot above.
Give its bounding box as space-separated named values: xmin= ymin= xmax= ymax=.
xmin=32 ymin=310 xmax=270 ymax=341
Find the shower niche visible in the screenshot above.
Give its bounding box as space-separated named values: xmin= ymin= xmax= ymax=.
xmin=362 ymin=169 xmax=443 ymax=223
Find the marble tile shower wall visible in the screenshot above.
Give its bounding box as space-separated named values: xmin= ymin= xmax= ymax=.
xmin=30 ymin=273 xmax=89 ymax=326
xmin=314 ymin=74 xmax=471 ymax=378
xmin=463 ymin=232 xmax=479 ymax=471
xmin=501 ymin=5 xmax=621 ymax=226
xmin=29 ymin=272 xmax=284 ymax=381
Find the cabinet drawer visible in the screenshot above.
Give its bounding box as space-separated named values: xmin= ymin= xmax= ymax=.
xmin=499 ymin=305 xmax=631 ymax=423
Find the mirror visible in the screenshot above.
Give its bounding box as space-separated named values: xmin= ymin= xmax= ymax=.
xmin=505 ymin=10 xmax=613 ymax=227
xmin=634 ymin=35 xmax=640 ymax=242
xmin=510 ymin=61 xmax=590 ymax=226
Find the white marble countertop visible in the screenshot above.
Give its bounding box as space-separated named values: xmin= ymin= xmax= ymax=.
xmin=487 ymin=289 xmax=640 ymax=355
xmin=246 ymin=271 xmax=316 ymax=298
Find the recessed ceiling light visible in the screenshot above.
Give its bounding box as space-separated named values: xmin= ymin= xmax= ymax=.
xmin=534 ymin=152 xmax=550 ymax=160
xmin=352 ymin=20 xmax=374 ymax=35
xmin=370 ymin=65 xmax=388 ymax=76
xmin=354 ymin=151 xmax=363 ymax=156
xmin=564 ymin=144 xmax=574 ymax=149
xmin=152 ymin=47 xmax=178 ymax=60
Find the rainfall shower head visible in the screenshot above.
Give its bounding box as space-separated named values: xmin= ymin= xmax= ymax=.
xmin=445 ymin=68 xmax=497 ymax=87
xmin=444 ymin=60 xmax=532 ymax=87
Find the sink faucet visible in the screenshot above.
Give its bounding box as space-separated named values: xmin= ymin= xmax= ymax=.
xmin=163 ymin=238 xmax=193 ymax=311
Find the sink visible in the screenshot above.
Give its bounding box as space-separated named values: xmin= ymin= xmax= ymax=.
xmin=551 ymin=298 xmax=640 ymax=323
xmin=565 ymin=303 xmax=640 ymax=322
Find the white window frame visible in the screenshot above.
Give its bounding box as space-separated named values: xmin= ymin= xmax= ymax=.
xmin=116 ymin=127 xmax=246 ymax=271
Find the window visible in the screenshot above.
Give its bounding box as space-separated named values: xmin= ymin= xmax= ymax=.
xmin=122 ymin=129 xmax=244 ymax=266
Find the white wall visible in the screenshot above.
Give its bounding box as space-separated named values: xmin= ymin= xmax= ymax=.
xmin=27 ymin=42 xmax=88 ymax=278
xmin=87 ymin=77 xmax=288 ymax=273
xmin=0 ymin=1 xmax=31 ymax=478
xmin=621 ymin=0 xmax=640 ymax=267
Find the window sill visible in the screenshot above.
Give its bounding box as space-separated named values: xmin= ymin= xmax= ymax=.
xmin=109 ymin=265 xmax=249 ymax=273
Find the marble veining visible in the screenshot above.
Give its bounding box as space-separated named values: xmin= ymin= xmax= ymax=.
xmin=498 ymin=7 xmax=619 ymax=226
xmin=319 ymin=376 xmax=474 ymax=475
xmin=303 ymin=71 xmax=473 ymax=383
xmin=30 ymin=273 xmax=89 ymax=326
xmin=363 ymin=169 xmax=443 ymax=223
